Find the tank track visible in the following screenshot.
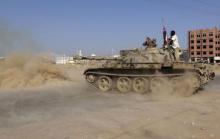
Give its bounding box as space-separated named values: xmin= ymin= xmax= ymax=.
xmin=84 ymin=68 xmax=203 ymax=94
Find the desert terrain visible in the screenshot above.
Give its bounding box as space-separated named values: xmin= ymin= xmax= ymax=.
xmin=0 ymin=57 xmax=220 ymax=139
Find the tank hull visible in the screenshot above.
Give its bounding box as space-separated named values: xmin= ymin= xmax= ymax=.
xmin=83 ymin=62 xmax=215 ymax=94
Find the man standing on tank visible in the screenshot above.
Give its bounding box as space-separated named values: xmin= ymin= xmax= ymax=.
xmin=169 ymin=30 xmax=180 ymax=61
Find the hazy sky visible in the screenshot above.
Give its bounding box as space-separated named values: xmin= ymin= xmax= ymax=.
xmin=0 ymin=0 xmax=220 ymax=56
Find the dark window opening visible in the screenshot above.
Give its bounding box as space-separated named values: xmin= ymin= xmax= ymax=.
xmin=203 ymin=39 xmax=206 ymax=43
xmin=209 ymin=45 xmax=213 ymax=48
xmin=203 ymin=45 xmax=206 ymax=49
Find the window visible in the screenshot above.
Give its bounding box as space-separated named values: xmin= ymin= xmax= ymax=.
xmin=209 ymin=39 xmax=213 ymax=42
xmin=203 ymin=33 xmax=206 ymax=37
xmin=190 ymin=34 xmax=194 ymax=38
xmin=209 ymin=45 xmax=213 ymax=48
xmin=203 ymin=45 xmax=206 ymax=49
xmin=209 ymin=51 xmax=213 ymax=55
xmin=216 ymin=42 xmax=218 ymax=44
xmin=197 ymin=34 xmax=200 ymax=38
xmin=203 ymin=51 xmax=206 ymax=55
xmin=191 ymin=40 xmax=194 ymax=43
xmin=197 ymin=40 xmax=201 ymax=43
xmin=191 ymin=52 xmax=194 ymax=55
xmin=209 ymin=32 xmax=213 ymax=36
xmin=203 ymin=39 xmax=206 ymax=43
xmin=191 ymin=46 xmax=194 ymax=49
xmin=197 ymin=46 xmax=201 ymax=49
xmin=197 ymin=52 xmax=201 ymax=55
xmin=218 ymin=42 xmax=220 ymax=44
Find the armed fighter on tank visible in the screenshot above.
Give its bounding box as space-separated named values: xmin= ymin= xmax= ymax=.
xmin=83 ymin=28 xmax=215 ymax=94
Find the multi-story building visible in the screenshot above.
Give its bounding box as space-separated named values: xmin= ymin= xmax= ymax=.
xmin=188 ymin=27 xmax=220 ymax=64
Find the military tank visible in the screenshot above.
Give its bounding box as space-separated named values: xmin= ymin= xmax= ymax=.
xmin=83 ymin=37 xmax=215 ymax=94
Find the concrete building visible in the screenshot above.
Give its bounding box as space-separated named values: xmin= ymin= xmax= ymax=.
xmin=55 ymin=55 xmax=72 ymax=64
xmin=188 ymin=27 xmax=220 ymax=64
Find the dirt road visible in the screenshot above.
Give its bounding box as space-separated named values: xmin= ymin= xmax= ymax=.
xmin=0 ymin=69 xmax=220 ymax=139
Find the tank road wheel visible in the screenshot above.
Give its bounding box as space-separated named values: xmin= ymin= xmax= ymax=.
xmin=170 ymin=76 xmax=182 ymax=93
xmin=97 ymin=76 xmax=112 ymax=92
xmin=150 ymin=77 xmax=162 ymax=89
xmin=200 ymin=75 xmax=208 ymax=85
xmin=116 ymin=77 xmax=132 ymax=93
xmin=86 ymin=74 xmax=96 ymax=83
xmin=191 ymin=74 xmax=201 ymax=89
xmin=133 ymin=77 xmax=149 ymax=94
xmin=150 ymin=77 xmax=170 ymax=94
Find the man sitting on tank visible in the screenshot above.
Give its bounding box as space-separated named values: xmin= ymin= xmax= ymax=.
xmin=168 ymin=30 xmax=181 ymax=61
xmin=142 ymin=37 xmax=157 ymax=48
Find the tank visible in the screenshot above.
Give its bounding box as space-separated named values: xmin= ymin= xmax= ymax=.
xmin=83 ymin=37 xmax=215 ymax=94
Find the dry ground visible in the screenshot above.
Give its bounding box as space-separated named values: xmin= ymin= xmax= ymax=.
xmin=0 ymin=67 xmax=220 ymax=139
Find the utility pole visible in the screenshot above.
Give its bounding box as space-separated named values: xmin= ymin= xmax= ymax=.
xmin=111 ymin=48 xmax=114 ymax=57
xmin=200 ymin=31 xmax=203 ymax=61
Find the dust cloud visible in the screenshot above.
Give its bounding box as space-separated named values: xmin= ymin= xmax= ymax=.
xmin=0 ymin=21 xmax=42 ymax=56
xmin=0 ymin=54 xmax=72 ymax=89
xmin=147 ymin=73 xmax=201 ymax=97
xmin=0 ymin=21 xmax=74 ymax=90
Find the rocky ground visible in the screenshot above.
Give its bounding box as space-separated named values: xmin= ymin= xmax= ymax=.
xmin=0 ymin=66 xmax=220 ymax=139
